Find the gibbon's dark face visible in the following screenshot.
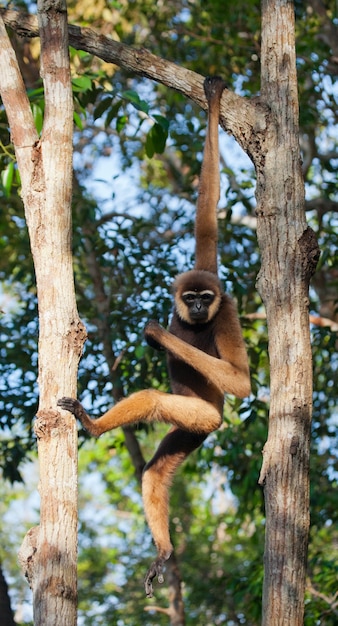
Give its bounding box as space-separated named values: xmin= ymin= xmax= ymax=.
xmin=181 ymin=289 xmax=216 ymax=322
xmin=173 ymin=270 xmax=222 ymax=325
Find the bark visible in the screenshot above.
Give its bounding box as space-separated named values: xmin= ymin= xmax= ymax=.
xmin=0 ymin=2 xmax=86 ymax=625
xmin=255 ymin=2 xmax=319 ymax=625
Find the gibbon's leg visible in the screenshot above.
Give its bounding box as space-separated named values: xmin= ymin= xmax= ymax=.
xmin=142 ymin=427 xmax=207 ymax=598
xmin=57 ymin=392 xmax=221 ymax=437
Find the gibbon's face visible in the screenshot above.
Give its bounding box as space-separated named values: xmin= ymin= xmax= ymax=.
xmin=181 ymin=289 xmax=217 ymax=322
xmin=173 ymin=270 xmax=222 ymax=325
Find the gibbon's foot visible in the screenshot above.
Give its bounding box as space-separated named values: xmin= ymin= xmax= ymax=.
xmin=144 ymin=557 xmax=165 ymax=598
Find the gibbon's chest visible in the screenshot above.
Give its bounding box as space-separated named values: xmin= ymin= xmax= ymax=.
xmin=167 ymin=312 xmax=223 ymax=405
xmin=169 ymin=313 xmax=219 ymax=358
xmin=167 ymin=315 xmax=220 ymax=402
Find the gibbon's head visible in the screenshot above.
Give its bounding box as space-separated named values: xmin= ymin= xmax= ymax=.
xmin=173 ymin=270 xmax=223 ymax=324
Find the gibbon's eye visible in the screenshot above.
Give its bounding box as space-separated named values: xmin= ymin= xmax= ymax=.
xmin=201 ymin=292 xmax=215 ymax=304
xmin=182 ymin=290 xmax=216 ymax=308
xmin=182 ymin=292 xmax=197 ymax=304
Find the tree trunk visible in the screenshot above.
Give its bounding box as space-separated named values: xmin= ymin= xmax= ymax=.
xmin=0 ymin=563 xmax=16 ymax=626
xmin=256 ymin=1 xmax=319 ymax=624
xmin=0 ymin=2 xmax=86 ymax=624
xmin=78 ymin=212 xmax=186 ymax=625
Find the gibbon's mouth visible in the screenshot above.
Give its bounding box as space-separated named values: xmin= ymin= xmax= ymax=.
xmin=190 ymin=311 xmax=209 ymax=322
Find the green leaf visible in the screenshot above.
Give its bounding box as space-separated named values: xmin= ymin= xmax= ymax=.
xmin=31 ymin=103 xmax=43 ymax=134
xmin=1 ymin=161 xmax=14 ymax=197
xmin=145 ymin=122 xmax=168 ymax=157
xmin=72 ymin=76 xmax=93 ymax=93
xmin=73 ymin=111 xmax=83 ymax=130
xmin=153 ymin=114 xmax=170 ymax=132
xmin=121 ymin=89 xmax=149 ymax=114
xmin=135 ymin=345 xmax=146 ymax=359
xmin=116 ymin=115 xmax=128 ymax=132
xmin=145 ymin=130 xmax=155 ymax=158
xmin=105 ymin=101 xmax=123 ymax=127
xmin=93 ymin=96 xmax=114 ymax=120
xmin=14 ymin=167 xmax=21 ymax=187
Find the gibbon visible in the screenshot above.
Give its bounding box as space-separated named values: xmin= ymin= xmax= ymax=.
xmin=58 ymin=76 xmax=250 ymax=598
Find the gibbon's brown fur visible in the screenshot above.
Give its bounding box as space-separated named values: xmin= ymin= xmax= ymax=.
xmin=58 ymin=76 xmax=250 ymax=598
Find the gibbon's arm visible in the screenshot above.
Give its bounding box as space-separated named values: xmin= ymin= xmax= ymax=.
xmin=194 ymin=76 xmax=226 ymax=274
xmin=144 ymin=320 xmax=251 ymax=398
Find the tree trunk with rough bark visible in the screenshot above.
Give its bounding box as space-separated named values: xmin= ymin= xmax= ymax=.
xmin=0 ymin=1 xmax=86 ymax=625
xmin=256 ymin=2 xmax=319 ymax=624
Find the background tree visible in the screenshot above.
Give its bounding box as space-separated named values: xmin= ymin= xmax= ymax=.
xmin=0 ymin=1 xmax=337 ymax=625
xmin=0 ymin=1 xmax=85 ymax=624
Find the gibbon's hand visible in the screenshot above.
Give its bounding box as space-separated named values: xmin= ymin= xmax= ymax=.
xmin=57 ymin=397 xmax=100 ymax=437
xmin=57 ymin=396 xmax=81 ymax=415
xmin=144 ymin=320 xmax=165 ymax=351
xmin=57 ymin=397 xmax=91 ymax=429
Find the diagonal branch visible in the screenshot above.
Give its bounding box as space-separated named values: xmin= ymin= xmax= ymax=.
xmin=306 ymin=0 xmax=338 ymax=68
xmin=1 ymin=7 xmax=267 ymax=161
xmin=0 ymin=15 xmax=37 ymax=149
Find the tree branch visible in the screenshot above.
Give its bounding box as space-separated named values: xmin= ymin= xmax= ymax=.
xmin=1 ymin=7 xmax=267 ymax=160
xmin=245 ymin=311 xmax=338 ymax=331
xmin=306 ymin=0 xmax=338 ymax=71
xmin=0 ymin=15 xmax=37 ymax=149
xmin=306 ymin=197 xmax=338 ymax=217
xmin=307 ymin=579 xmax=338 ymax=616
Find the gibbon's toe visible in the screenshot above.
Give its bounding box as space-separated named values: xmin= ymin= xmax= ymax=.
xmin=144 ymin=557 xmax=165 ymax=598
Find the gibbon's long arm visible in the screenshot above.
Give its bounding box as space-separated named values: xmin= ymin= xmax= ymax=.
xmin=144 ymin=318 xmax=250 ymax=399
xmin=194 ymin=76 xmax=226 ymax=274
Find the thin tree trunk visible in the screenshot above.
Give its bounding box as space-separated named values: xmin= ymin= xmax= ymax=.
xmin=0 ymin=563 xmax=16 ymax=626
xmin=0 ymin=2 xmax=86 ymax=624
xmin=78 ymin=211 xmax=186 ymax=625
xmin=256 ymin=1 xmax=319 ymax=624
